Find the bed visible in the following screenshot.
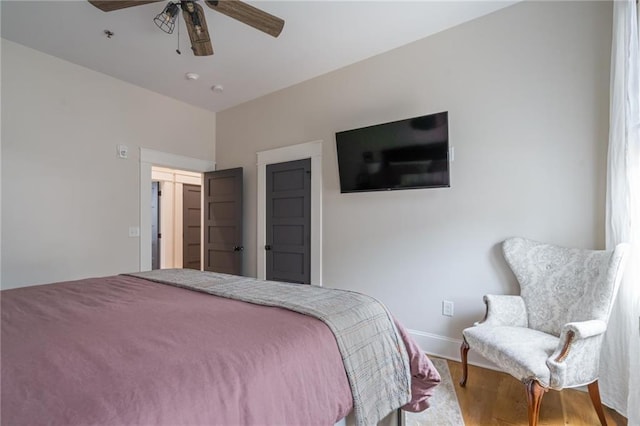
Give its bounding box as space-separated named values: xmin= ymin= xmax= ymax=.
xmin=1 ymin=269 xmax=441 ymax=425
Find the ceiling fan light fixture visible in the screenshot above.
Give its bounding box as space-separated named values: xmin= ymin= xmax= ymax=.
xmin=153 ymin=2 xmax=180 ymax=34
xmin=89 ymin=0 xmax=285 ymax=57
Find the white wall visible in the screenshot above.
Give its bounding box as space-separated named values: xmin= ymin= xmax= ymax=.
xmin=1 ymin=40 xmax=215 ymax=289
xmin=215 ymin=1 xmax=612 ymax=356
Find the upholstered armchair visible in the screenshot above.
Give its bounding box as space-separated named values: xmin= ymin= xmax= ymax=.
xmin=460 ymin=237 xmax=629 ymax=426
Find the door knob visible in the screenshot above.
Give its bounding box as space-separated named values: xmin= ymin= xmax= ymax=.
xmin=233 ymin=246 xmax=244 ymax=252
xmin=265 ymin=245 xmax=272 ymax=251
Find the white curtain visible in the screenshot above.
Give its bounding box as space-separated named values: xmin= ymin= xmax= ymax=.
xmin=602 ymin=0 xmax=640 ymax=423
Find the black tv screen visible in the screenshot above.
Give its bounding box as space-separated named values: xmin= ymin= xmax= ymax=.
xmin=335 ymin=111 xmax=450 ymax=193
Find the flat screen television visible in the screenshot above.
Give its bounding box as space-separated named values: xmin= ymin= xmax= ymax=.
xmin=335 ymin=111 xmax=450 ymax=193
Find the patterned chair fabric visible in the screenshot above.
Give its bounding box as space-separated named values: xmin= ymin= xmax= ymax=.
xmin=503 ymin=238 xmax=626 ymax=337
xmin=463 ymin=238 xmax=629 ymax=390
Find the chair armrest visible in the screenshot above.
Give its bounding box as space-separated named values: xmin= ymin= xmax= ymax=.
xmin=478 ymin=295 xmax=528 ymax=327
xmin=561 ymin=320 xmax=607 ymax=340
xmin=546 ymin=320 xmax=607 ymax=389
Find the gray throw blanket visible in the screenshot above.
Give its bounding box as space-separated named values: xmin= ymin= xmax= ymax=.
xmin=128 ymin=269 xmax=411 ymax=426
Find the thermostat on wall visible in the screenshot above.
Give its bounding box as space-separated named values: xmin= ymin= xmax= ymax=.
xmin=116 ymin=144 xmax=128 ymax=159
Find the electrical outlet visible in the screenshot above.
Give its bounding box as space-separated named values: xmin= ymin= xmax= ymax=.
xmin=442 ymin=300 xmax=454 ymax=317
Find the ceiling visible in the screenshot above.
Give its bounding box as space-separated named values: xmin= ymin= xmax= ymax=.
xmin=1 ymin=1 xmax=517 ymax=113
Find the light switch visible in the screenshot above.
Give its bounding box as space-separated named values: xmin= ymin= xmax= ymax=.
xmin=128 ymin=226 xmax=140 ymax=237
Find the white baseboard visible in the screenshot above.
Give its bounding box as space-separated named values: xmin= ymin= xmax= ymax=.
xmin=406 ymin=328 xmax=500 ymax=372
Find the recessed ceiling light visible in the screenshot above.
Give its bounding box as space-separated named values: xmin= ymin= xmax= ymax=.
xmin=185 ymin=72 xmax=200 ymax=81
xmin=211 ymin=85 xmax=224 ymax=93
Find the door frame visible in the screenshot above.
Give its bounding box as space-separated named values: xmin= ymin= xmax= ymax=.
xmin=139 ymin=148 xmax=215 ymax=271
xmin=256 ymin=140 xmax=322 ymax=286
xmin=151 ymin=181 xmax=160 ymax=270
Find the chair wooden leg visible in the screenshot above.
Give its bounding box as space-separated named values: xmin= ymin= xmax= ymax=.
xmin=525 ymin=379 xmax=547 ymax=426
xmin=459 ymin=339 xmax=469 ymax=387
xmin=587 ymin=380 xmax=608 ymax=426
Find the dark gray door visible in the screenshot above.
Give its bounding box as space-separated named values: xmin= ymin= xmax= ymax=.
xmin=204 ymin=168 xmax=243 ymax=275
xmin=266 ymin=158 xmax=311 ymax=284
xmin=182 ymin=184 xmax=201 ymax=270
xmin=151 ymin=181 xmax=160 ymax=270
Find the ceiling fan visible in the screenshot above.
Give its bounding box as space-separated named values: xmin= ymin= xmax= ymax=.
xmin=88 ymin=0 xmax=284 ymax=56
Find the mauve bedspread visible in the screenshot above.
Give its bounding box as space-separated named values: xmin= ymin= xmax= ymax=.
xmin=128 ymin=268 xmax=427 ymax=425
xmin=1 ymin=275 xmax=352 ymax=425
xmin=1 ymin=273 xmax=440 ymax=426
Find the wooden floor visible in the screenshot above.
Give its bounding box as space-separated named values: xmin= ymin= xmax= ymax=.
xmin=445 ymin=359 xmax=628 ymax=426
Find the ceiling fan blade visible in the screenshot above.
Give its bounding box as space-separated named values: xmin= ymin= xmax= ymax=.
xmin=88 ymin=1 xmax=162 ymax=12
xmin=204 ymin=0 xmax=284 ymax=38
xmin=182 ymin=2 xmax=214 ymax=56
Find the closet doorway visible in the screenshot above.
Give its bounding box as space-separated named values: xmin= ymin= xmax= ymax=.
xmin=256 ymin=140 xmax=322 ymax=285
xmin=265 ymin=158 xmax=311 ymax=284
xmin=151 ymin=166 xmax=203 ymax=270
